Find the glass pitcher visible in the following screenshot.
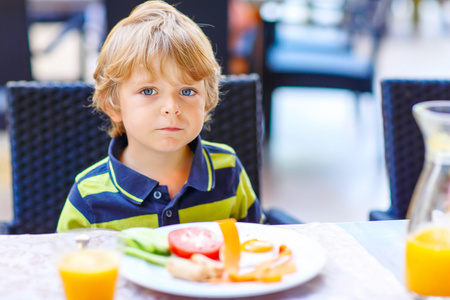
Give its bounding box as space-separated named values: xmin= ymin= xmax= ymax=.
xmin=405 ymin=100 xmax=450 ymax=299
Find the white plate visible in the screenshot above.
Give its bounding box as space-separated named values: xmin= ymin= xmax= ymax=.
xmin=120 ymin=222 xmax=326 ymax=298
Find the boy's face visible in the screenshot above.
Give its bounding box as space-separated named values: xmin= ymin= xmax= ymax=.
xmin=110 ymin=60 xmax=207 ymax=156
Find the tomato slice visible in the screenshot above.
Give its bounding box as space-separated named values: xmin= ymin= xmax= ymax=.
xmin=168 ymin=227 xmax=224 ymax=259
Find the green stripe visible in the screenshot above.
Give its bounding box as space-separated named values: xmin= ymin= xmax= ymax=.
xmin=78 ymin=172 xmax=118 ymax=198
xmin=179 ymin=197 xmax=235 ymax=223
xmin=202 ymin=148 xmax=213 ymax=191
xmin=56 ymin=200 xmax=91 ymax=233
xmin=239 ymin=168 xmax=256 ymax=210
xmin=259 ymin=214 xmax=265 ymax=224
xmin=210 ymin=152 xmax=235 ymax=170
xmin=109 ymin=160 xmax=144 ymax=203
xmin=232 ymin=168 xmax=256 ymax=220
xmin=75 ymin=157 xmax=109 ymax=182
xmin=202 ymin=140 xmax=235 ymax=154
xmin=93 ymin=214 xmax=159 ymax=230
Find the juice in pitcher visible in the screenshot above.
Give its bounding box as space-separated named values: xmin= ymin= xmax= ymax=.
xmin=58 ymin=249 xmax=120 ymax=300
xmin=405 ymin=226 xmax=450 ymax=297
xmin=405 ymin=101 xmax=450 ymax=299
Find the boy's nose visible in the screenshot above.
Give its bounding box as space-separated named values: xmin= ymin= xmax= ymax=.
xmin=162 ymin=97 xmax=181 ymax=116
xmin=164 ymin=108 xmax=180 ymax=115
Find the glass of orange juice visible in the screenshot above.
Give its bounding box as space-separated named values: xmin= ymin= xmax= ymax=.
xmin=55 ymin=229 xmax=121 ymax=300
xmin=405 ymin=101 xmax=450 ymax=299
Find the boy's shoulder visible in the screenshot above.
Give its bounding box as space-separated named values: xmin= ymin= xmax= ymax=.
xmin=201 ymin=140 xmax=236 ymax=155
xmin=201 ymin=140 xmax=241 ymax=171
xmin=75 ymin=157 xmax=109 ymax=183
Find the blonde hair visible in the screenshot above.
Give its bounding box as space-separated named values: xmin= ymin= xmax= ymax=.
xmin=93 ymin=0 xmax=222 ymax=137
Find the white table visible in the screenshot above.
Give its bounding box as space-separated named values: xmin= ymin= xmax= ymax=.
xmin=0 ymin=221 xmax=412 ymax=299
xmin=337 ymin=220 xmax=408 ymax=282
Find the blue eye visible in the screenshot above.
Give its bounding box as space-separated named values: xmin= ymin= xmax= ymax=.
xmin=180 ymin=89 xmax=195 ymax=96
xmin=141 ymin=88 xmax=156 ymax=95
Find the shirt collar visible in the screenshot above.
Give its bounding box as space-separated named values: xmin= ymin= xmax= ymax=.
xmin=186 ymin=135 xmax=215 ymax=192
xmin=108 ymin=135 xmax=157 ymax=205
xmin=107 ymin=135 xmax=215 ymax=205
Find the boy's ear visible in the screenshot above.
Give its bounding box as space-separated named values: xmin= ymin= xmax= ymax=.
xmin=104 ymin=105 xmax=122 ymax=123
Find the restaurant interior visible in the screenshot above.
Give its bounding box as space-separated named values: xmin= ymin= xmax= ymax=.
xmin=0 ymin=0 xmax=450 ymax=226
xmin=2 ymin=1 xmax=450 ymax=299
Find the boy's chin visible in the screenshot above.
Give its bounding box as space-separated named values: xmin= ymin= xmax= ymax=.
xmin=152 ymin=140 xmax=191 ymax=154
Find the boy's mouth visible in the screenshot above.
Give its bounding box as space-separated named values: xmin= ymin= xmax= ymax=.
xmin=158 ymin=127 xmax=182 ymax=132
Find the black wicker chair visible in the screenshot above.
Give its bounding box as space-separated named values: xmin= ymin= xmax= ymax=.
xmin=370 ymin=79 xmax=450 ymax=220
xmin=1 ymin=74 xmax=299 ymax=234
xmin=3 ymin=81 xmax=110 ymax=234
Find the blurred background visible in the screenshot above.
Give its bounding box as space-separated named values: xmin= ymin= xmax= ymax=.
xmin=1 ymin=0 xmax=450 ymax=224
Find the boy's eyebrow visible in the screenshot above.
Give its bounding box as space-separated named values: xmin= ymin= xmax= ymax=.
xmin=132 ymin=76 xmax=155 ymax=86
xmin=138 ymin=76 xmax=201 ymax=87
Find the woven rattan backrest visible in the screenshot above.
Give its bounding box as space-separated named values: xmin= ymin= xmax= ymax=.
xmin=6 ymin=81 xmax=110 ymax=233
xmin=378 ymin=79 xmax=450 ymax=219
xmin=5 ymin=74 xmax=263 ymax=233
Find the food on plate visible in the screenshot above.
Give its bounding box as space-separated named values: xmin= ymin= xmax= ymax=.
xmin=168 ymin=227 xmax=223 ymax=259
xmin=242 ymin=239 xmax=274 ymax=253
xmin=118 ymin=227 xmax=170 ymax=266
xmin=124 ymin=246 xmax=169 ymax=267
xmin=232 ymin=240 xmax=279 ymax=269
xmin=120 ymin=219 xmax=297 ymax=284
xmin=217 ymin=218 xmax=296 ymax=282
xmin=166 ymin=254 xmax=224 ymax=282
xmin=219 ymin=238 xmax=278 ymax=269
xmin=119 ymin=227 xmax=170 ymax=255
xmin=228 ymin=245 xmax=297 ymax=282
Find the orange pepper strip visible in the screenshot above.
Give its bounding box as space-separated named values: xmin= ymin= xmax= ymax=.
xmin=256 ymin=260 xmax=297 ymax=282
xmin=261 ymin=275 xmax=282 ymax=283
xmin=229 ymin=271 xmax=257 ymax=282
xmin=216 ymin=218 xmax=240 ymax=277
xmin=279 ymin=245 xmax=293 ymax=257
xmin=242 ymin=239 xmax=274 ymax=253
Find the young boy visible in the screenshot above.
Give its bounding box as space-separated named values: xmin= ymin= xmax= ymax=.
xmin=57 ymin=0 xmax=264 ymax=232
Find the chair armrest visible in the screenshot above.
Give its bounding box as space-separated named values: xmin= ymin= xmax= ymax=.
xmin=0 ymin=221 xmax=9 ymax=234
xmin=264 ymin=208 xmax=302 ymax=225
xmin=369 ymin=209 xmax=401 ymax=221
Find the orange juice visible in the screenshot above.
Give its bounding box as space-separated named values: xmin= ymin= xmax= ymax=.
xmin=405 ymin=226 xmax=450 ymax=296
xmin=58 ymin=249 xmax=120 ymax=300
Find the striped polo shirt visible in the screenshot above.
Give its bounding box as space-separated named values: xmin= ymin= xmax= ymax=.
xmin=56 ymin=135 xmax=264 ymax=232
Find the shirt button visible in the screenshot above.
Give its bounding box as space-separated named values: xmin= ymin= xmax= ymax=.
xmin=165 ymin=210 xmax=172 ymax=218
xmin=153 ymin=191 xmax=162 ymax=199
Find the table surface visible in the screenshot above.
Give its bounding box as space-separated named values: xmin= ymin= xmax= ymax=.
xmin=0 ymin=220 xmax=412 ymax=300
xmin=337 ymin=220 xmax=408 ymax=282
